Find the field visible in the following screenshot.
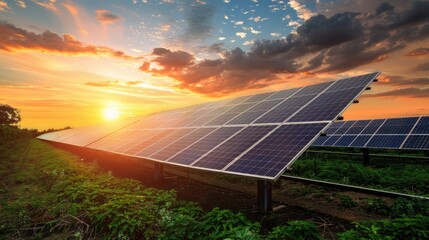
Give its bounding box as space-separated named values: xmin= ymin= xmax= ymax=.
xmin=1 ymin=125 xmax=429 ymax=239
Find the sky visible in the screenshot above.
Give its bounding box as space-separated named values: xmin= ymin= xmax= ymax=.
xmin=0 ymin=0 xmax=428 ymax=130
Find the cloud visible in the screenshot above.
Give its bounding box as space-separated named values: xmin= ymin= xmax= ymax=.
xmin=139 ymin=1 xmax=429 ymax=96
xmin=378 ymin=75 xmax=429 ymax=86
xmin=236 ymin=32 xmax=247 ymax=38
xmin=206 ymin=43 xmax=225 ymax=53
xmin=15 ymin=0 xmax=26 ymax=8
xmin=0 ymin=21 xmax=139 ymax=60
xmin=411 ymin=62 xmax=429 ymax=72
xmin=405 ymin=47 xmax=429 ymax=56
xmin=32 ymin=0 xmax=57 ymax=12
xmin=366 ymin=87 xmax=429 ymax=98
xmin=96 ymin=9 xmax=121 ymax=24
xmin=182 ymin=3 xmax=215 ymax=41
xmin=288 ymin=0 xmax=316 ymax=20
xmin=0 ymin=0 xmax=10 ymax=12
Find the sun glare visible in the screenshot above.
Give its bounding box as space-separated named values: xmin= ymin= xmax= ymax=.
xmin=103 ymin=107 xmax=119 ymax=121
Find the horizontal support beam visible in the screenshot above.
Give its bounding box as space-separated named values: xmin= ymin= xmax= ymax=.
xmin=281 ymin=175 xmax=429 ymax=200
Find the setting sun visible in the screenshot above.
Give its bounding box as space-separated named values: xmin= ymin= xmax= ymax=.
xmin=103 ymin=107 xmax=119 ymax=121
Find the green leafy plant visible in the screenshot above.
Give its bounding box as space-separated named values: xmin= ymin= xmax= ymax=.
xmin=267 ymin=220 xmax=324 ymax=240
xmin=339 ymin=195 xmax=358 ymax=208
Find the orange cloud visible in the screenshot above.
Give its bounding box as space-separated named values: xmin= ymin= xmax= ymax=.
xmin=405 ymin=47 xmax=429 ymax=57
xmin=0 ymin=0 xmax=10 ymax=12
xmin=0 ymin=21 xmax=139 ymax=60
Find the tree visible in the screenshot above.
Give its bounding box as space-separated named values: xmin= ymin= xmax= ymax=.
xmin=0 ymin=104 xmax=21 ymax=125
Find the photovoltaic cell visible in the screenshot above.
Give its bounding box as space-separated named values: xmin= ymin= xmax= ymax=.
xmin=402 ymin=135 xmax=429 ymax=149
xmin=255 ymin=95 xmax=316 ymax=123
xmin=193 ymin=126 xmax=276 ymax=170
xmin=242 ymin=92 xmax=274 ymax=103
xmin=334 ymin=135 xmax=357 ymax=147
xmin=135 ymin=128 xmax=193 ymax=157
xmin=168 ymin=127 xmax=243 ymax=165
xmin=288 ymin=87 xmax=362 ymax=122
xmin=149 ymin=128 xmax=216 ymax=161
xmin=315 ymin=116 xmax=429 ymax=150
xmin=205 ymin=102 xmax=257 ymax=126
xmin=265 ymin=88 xmax=300 ymax=100
xmin=293 ymin=82 xmax=332 ymax=97
xmin=366 ymin=135 xmax=406 ymax=148
xmin=312 ymin=135 xmax=329 ymax=146
xmin=327 ymin=72 xmax=378 ymax=91
xmin=412 ymin=117 xmax=429 ymax=134
xmin=226 ymin=123 xmax=327 ymax=178
xmin=375 ymin=117 xmax=418 ymax=134
xmin=227 ymin=99 xmax=283 ymax=125
xmin=345 ymin=120 xmax=371 ymax=134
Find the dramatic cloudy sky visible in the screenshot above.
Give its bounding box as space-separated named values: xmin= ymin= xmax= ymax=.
xmin=0 ymin=0 xmax=428 ymax=129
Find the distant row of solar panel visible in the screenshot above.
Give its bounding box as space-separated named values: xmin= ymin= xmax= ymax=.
xmin=313 ymin=116 xmax=429 ymax=150
xmin=37 ymin=72 xmax=379 ymax=180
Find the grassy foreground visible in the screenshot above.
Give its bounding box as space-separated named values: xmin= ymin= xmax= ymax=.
xmin=1 ymin=125 xmax=429 ymax=239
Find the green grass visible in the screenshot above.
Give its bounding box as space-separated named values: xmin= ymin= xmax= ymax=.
xmin=290 ymin=157 xmax=429 ymax=196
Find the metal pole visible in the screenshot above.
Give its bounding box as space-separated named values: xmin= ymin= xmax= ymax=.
xmin=154 ymin=162 xmax=164 ymax=181
xmin=257 ymin=180 xmax=272 ymax=213
xmin=363 ymin=148 xmax=370 ymax=166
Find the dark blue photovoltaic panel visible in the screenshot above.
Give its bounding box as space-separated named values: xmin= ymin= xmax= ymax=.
xmin=124 ymin=129 xmax=172 ymax=155
xmin=322 ymin=135 xmax=341 ymax=146
xmin=325 ymin=122 xmax=345 ymax=134
xmin=366 ymin=135 xmax=406 ymax=148
xmin=402 ymin=135 xmax=429 ymax=149
xmin=205 ymin=103 xmax=257 ymax=126
xmin=345 ymin=120 xmax=371 ymax=134
xmin=224 ymin=95 xmax=251 ymax=105
xmin=361 ymin=119 xmax=385 ymax=134
xmin=288 ymin=87 xmax=362 ymax=122
xmin=168 ymin=127 xmax=243 ymax=165
xmin=350 ymin=135 xmax=372 ymax=147
xmin=135 ymin=128 xmax=194 ymax=157
xmin=149 ymin=128 xmax=216 ymax=161
xmin=293 ymin=82 xmax=332 ymax=97
xmin=412 ymin=117 xmax=429 ymax=134
xmin=376 ymin=117 xmax=418 ymax=134
xmin=227 ymin=99 xmax=283 ymax=125
xmin=193 ymin=126 xmax=276 ymax=170
xmin=334 ymin=135 xmax=357 ymax=147
xmin=266 ymin=88 xmax=300 ymax=100
xmin=335 ymin=121 xmax=356 ymax=134
xmin=327 ymin=72 xmax=378 ymax=91
xmin=186 ymin=106 xmax=234 ymax=127
xmin=225 ymin=123 xmax=327 ymax=178
xmin=255 ymin=95 xmax=316 ymax=123
xmin=312 ymin=136 xmax=329 ymax=146
xmin=242 ymin=92 xmax=274 ymax=103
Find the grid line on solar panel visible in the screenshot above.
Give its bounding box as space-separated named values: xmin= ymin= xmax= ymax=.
xmin=365 ymin=135 xmax=407 ymax=148
xmin=121 ymin=129 xmax=166 ymax=155
xmin=287 ymin=87 xmax=363 ymax=122
xmin=135 ymin=128 xmax=194 ymax=157
xmin=242 ymin=92 xmax=275 ymax=103
xmin=375 ymin=117 xmax=419 ymax=135
xmin=333 ymin=135 xmax=358 ymax=147
xmin=326 ymin=72 xmax=379 ymax=92
xmin=411 ymin=117 xmax=429 ymax=134
xmin=149 ymin=128 xmax=216 ymax=161
xmin=167 ymin=127 xmax=243 ymax=165
xmin=254 ymin=94 xmax=317 ymax=123
xmin=224 ymin=123 xmax=327 ymax=178
xmin=265 ymin=88 xmax=301 ymax=101
xmin=335 ymin=121 xmax=357 ymax=135
xmin=360 ymin=119 xmax=386 ymax=134
xmin=344 ymin=120 xmax=371 ymax=134
xmin=204 ymin=102 xmax=258 ymax=126
xmin=192 ymin=125 xmax=276 ymax=170
xmin=402 ymin=135 xmax=429 ymax=149
xmin=226 ymin=99 xmax=284 ymax=125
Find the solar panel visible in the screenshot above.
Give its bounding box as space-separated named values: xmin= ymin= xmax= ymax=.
xmin=313 ymin=116 xmax=429 ymax=150
xmin=37 ymin=72 xmax=379 ymax=180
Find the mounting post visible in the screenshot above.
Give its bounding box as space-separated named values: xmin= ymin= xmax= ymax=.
xmin=257 ymin=180 xmax=272 ymax=213
xmin=154 ymin=162 xmax=164 ymax=181
xmin=363 ymin=148 xmax=370 ymax=166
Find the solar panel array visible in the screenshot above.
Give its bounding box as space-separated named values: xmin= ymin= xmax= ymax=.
xmin=312 ymin=116 xmax=429 ymax=150
xmin=37 ymin=72 xmax=379 ymax=180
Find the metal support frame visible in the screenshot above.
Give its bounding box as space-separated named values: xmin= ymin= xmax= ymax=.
xmin=257 ymin=180 xmax=272 ymax=213
xmin=363 ymin=148 xmax=370 ymax=166
xmin=154 ymin=162 xmax=164 ymax=181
